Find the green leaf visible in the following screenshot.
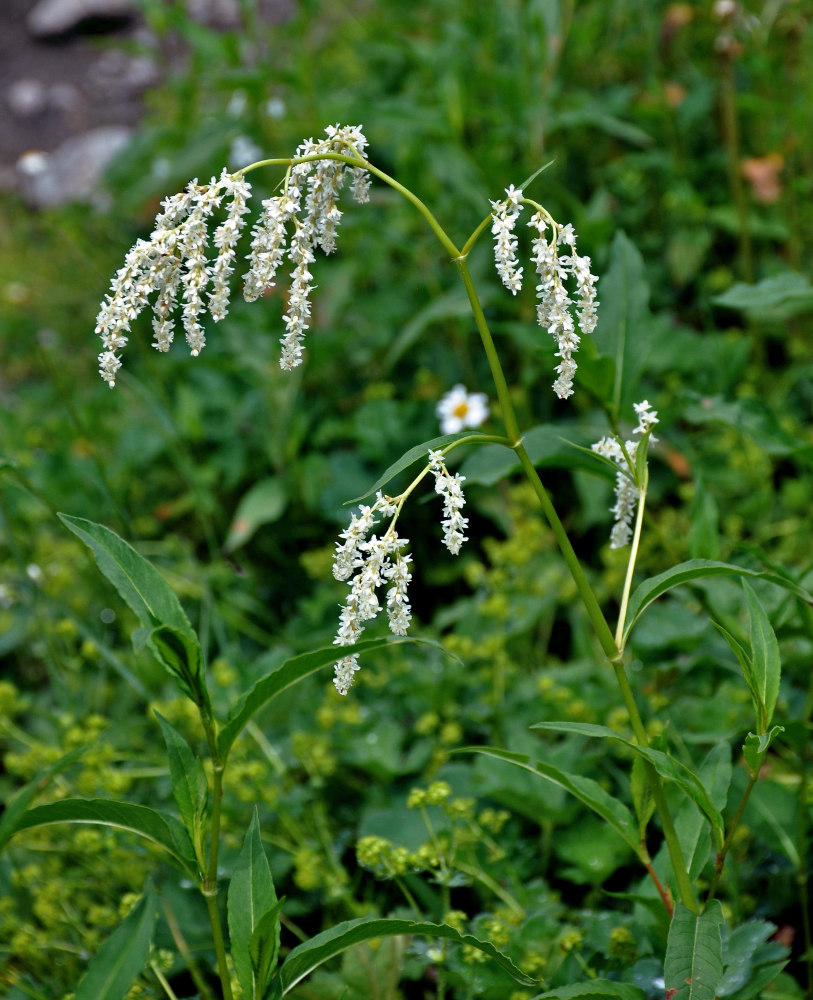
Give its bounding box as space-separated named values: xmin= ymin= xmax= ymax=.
xmin=743 ymin=581 xmax=781 ymax=731
xmin=630 ymin=754 xmax=655 ymax=838
xmin=0 ymin=746 xmax=86 ymax=853
xmin=718 ymin=920 xmax=779 ymax=997
xmin=250 ymin=899 xmax=285 ymax=995
xmin=345 ymin=433 xmax=509 ymax=504
xmin=218 ymin=637 xmax=436 ymax=760
xmin=10 ymin=798 xmax=197 ymax=873
xmin=458 ymin=745 xmax=640 ymax=855
xmin=73 ymin=882 xmax=157 ymax=1000
xmin=590 ymin=230 xmax=652 ymax=419
xmin=688 ymin=475 xmax=720 ymax=560
xmin=664 ymin=901 xmax=724 ymax=1000
xmin=154 ymin=712 xmax=207 ymax=842
xmin=531 ymin=722 xmax=724 ymax=848
xmin=712 ymin=271 xmax=813 ymax=319
xmin=742 ymin=727 xmax=784 ymax=779
xmin=385 ymin=288 xmax=475 ymax=368
xmin=224 ymin=477 xmax=287 ymax=552
xmin=228 ymin=810 xmax=279 ymax=1000
xmin=58 ymin=514 xmax=207 ymax=706
xmin=622 ymin=559 xmax=813 ymax=646
xmin=277 ymin=918 xmax=537 ymax=994
xmin=535 ymin=981 xmax=645 ymax=1000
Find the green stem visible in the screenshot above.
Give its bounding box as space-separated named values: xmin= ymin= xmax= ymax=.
xmin=704 ymin=773 xmax=758 ymax=910
xmin=201 ymin=715 xmax=234 ymax=1000
xmin=613 ymin=660 xmax=697 ymax=912
xmin=616 ymin=471 xmax=648 ymax=650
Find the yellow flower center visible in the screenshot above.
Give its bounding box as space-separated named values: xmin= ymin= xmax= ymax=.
xmin=453 ymin=402 xmax=469 ymax=418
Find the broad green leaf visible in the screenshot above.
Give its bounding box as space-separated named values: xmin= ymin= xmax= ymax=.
xmin=228 ymin=810 xmax=279 ymax=1000
xmin=58 ymin=514 xmax=207 ymax=705
xmin=743 ymin=581 xmax=781 ymax=731
xmin=0 ymin=746 xmax=86 ymax=853
xmin=385 ymin=288 xmax=475 ymax=368
xmin=345 ymin=432 xmax=509 ymax=504
xmin=622 ymin=560 xmax=813 ymax=646
xmin=712 ymin=271 xmax=813 ymax=319
xmin=74 ymin=883 xmax=156 ymax=1000
xmin=531 ymin=722 xmax=724 ymax=848
xmin=535 ymin=981 xmax=645 ymax=1000
xmin=590 ymin=230 xmax=651 ymax=419
xmin=154 ymin=713 xmax=207 ymax=844
xmin=664 ymin=901 xmax=724 ymax=1000
xmin=458 ymin=745 xmax=640 ymax=855
xmin=688 ymin=475 xmax=720 ymax=560
xmin=224 ymin=477 xmax=287 ymax=552
xmin=10 ymin=798 xmax=197 ymax=873
xmin=743 ymin=727 xmax=784 ymax=779
xmin=277 ymin=917 xmax=537 ymax=993
xmin=630 ymin=754 xmax=655 ymax=838
xmin=718 ymin=920 xmax=779 ymax=997
xmin=218 ymin=637 xmax=436 ymax=760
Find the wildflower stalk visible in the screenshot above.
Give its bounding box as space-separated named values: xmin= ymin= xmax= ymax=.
xmin=616 ymin=467 xmax=648 ymax=650
xmin=455 ymin=250 xmax=696 ymax=912
xmin=200 ymin=713 xmax=234 ymax=1000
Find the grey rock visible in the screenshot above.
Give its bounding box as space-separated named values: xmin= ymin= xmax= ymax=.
xmin=7 ymin=79 xmax=49 ymax=118
xmin=16 ymin=125 xmax=132 ymax=208
xmin=27 ymin=0 xmax=137 ymax=38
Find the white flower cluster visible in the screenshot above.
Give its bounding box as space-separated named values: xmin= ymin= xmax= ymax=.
xmin=96 ymin=169 xmax=252 ymax=386
xmin=331 ymin=450 xmax=470 ymax=695
xmin=592 ymin=400 xmax=659 ymax=549
xmin=331 ymin=492 xmax=413 ymax=696
xmin=96 ymin=124 xmax=371 ymax=386
xmin=244 ymin=123 xmax=371 ymax=370
xmin=490 ymin=189 xmax=599 ymax=400
xmin=428 ymin=450 xmax=469 ymax=554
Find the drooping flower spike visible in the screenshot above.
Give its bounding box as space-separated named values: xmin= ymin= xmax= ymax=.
xmin=96 ymin=124 xmax=371 ymax=386
xmin=591 ymin=400 xmax=659 ymax=549
xmin=331 ymin=450 xmax=470 ymax=694
xmin=489 ymin=187 xmax=599 ymax=401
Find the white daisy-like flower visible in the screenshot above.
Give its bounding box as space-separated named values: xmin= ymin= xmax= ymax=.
xmin=436 ymin=384 xmax=489 ymax=434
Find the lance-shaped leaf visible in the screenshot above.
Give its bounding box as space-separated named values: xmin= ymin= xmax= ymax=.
xmin=535 ymin=982 xmax=645 ymax=1000
xmin=531 ymin=721 xmax=724 ymax=848
xmin=622 ymin=559 xmax=813 ymax=647
xmin=743 ymin=581 xmax=781 ymax=731
xmin=228 ymin=810 xmax=280 ymax=1000
xmin=0 ymin=746 xmax=86 ymax=853
xmin=457 ymin=745 xmax=640 ymax=856
xmin=346 ymin=432 xmax=509 ymax=504
xmin=10 ymin=798 xmax=197 ymax=874
xmin=74 ymin=882 xmax=156 ymax=1000
xmin=58 ymin=514 xmax=208 ymax=708
xmin=664 ymin=901 xmax=724 ymax=1000
xmin=276 ymin=918 xmax=537 ymax=994
xmin=154 ymin=712 xmax=208 ymax=846
xmin=218 ymin=637 xmax=443 ymax=760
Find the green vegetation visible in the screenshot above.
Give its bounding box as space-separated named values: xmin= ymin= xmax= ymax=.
xmin=2 ymin=2 xmax=813 ymax=999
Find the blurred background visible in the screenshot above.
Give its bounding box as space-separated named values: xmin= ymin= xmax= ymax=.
xmin=2 ymin=1 xmax=813 ymax=997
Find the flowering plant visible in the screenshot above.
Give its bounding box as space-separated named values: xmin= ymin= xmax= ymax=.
xmin=5 ymin=124 xmax=804 ymax=998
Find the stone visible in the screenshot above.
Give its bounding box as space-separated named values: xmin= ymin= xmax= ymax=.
xmin=16 ymin=125 xmax=132 ymax=208
xmin=6 ymin=79 xmax=48 ymax=118
xmin=27 ymin=0 xmax=137 ymax=39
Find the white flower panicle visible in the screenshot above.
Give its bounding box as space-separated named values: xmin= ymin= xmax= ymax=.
xmin=97 ymin=125 xmax=372 ymax=386
xmin=489 ymin=190 xmax=599 ymax=401
xmin=490 ymin=184 xmax=524 ymax=295
xmin=96 ymin=169 xmax=252 ymax=386
xmin=331 ymin=451 xmax=470 ymax=695
xmin=331 ymin=491 xmax=413 ymax=696
xmin=592 ymin=400 xmax=659 ymax=549
xmin=245 ymin=123 xmax=371 ymax=371
xmin=428 ymin=450 xmax=469 ymax=555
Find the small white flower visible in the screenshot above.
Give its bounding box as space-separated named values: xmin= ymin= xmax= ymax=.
xmin=592 ymin=401 xmax=660 ymax=548
xmin=436 ymin=385 xmax=489 ymax=434
xmin=428 ymin=450 xmax=469 ymax=555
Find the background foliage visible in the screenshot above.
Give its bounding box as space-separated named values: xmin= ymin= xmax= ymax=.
xmin=1 ymin=1 xmax=813 ymax=997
